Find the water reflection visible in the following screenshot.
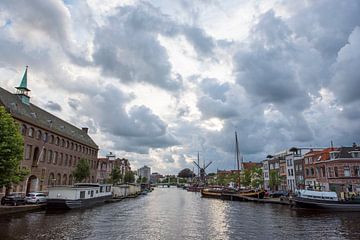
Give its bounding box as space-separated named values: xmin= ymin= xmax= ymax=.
xmin=1 ymin=188 xmax=360 ymax=240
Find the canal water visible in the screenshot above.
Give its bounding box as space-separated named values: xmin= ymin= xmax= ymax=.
xmin=1 ymin=187 xmax=360 ymax=240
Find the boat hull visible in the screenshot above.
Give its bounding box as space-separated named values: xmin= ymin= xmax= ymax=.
xmin=201 ymin=189 xmax=265 ymax=200
xmin=293 ymin=197 xmax=360 ymax=211
xmin=47 ymin=195 xmax=112 ymax=210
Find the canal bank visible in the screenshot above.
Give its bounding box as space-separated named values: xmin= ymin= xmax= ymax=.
xmin=1 ymin=187 xmax=360 ymax=240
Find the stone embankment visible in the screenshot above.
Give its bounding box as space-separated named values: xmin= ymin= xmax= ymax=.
xmin=0 ymin=204 xmax=45 ymax=216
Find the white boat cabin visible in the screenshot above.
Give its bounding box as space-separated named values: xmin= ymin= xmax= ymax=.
xmin=296 ymin=189 xmax=338 ymax=201
xmin=48 ymin=183 xmax=112 ymax=200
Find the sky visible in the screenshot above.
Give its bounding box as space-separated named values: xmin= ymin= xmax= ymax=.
xmin=0 ymin=0 xmax=359 ymax=174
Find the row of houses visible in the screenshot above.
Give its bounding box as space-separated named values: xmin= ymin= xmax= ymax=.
xmin=262 ymin=144 xmax=360 ymax=193
xmin=0 ymin=68 xmax=133 ymax=196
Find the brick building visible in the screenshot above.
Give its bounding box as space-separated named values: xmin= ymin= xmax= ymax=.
xmin=315 ymin=145 xmax=360 ymax=192
xmin=0 ymin=67 xmax=98 ymax=196
xmin=97 ymin=152 xmax=131 ymax=183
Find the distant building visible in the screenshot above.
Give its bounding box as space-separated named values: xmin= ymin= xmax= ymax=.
xmin=262 ymin=160 xmax=270 ymax=190
xmin=137 ymin=166 xmax=151 ymax=183
xmin=150 ymin=172 xmax=163 ymax=184
xmin=97 ymin=152 xmax=131 ymax=183
xmin=0 ymin=67 xmax=98 ymax=196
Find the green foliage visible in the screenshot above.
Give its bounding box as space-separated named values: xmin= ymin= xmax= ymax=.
xmin=124 ymin=171 xmax=135 ymax=183
xmin=216 ymin=173 xmax=239 ymax=186
xmin=177 ymin=168 xmax=195 ymax=178
xmin=73 ymin=158 xmax=90 ymax=183
xmin=250 ymin=167 xmax=264 ymax=189
xmin=110 ymin=167 xmax=122 ymax=185
xmin=241 ymin=169 xmax=252 ymax=187
xmin=269 ymin=169 xmax=281 ymax=191
xmin=0 ymin=106 xmax=29 ymax=190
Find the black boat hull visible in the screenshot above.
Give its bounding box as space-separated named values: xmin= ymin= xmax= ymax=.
xmin=293 ymin=197 xmax=360 ymax=211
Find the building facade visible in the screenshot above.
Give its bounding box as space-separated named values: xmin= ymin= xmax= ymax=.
xmin=137 ymin=166 xmax=151 ymax=183
xmin=0 ymin=68 xmax=98 ymax=196
xmin=97 ymin=152 xmax=131 ymax=183
xmin=315 ymin=145 xmax=360 ymax=192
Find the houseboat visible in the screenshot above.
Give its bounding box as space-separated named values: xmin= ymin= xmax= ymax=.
xmin=47 ymin=183 xmax=113 ymax=210
xmin=293 ymin=189 xmax=360 ymax=211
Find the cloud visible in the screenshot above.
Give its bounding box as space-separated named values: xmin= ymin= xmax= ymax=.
xmin=92 ymin=2 xmax=215 ymax=91
xmin=44 ymin=100 xmax=62 ymax=112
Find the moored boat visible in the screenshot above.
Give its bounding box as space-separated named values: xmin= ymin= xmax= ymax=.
xmin=201 ymin=187 xmax=265 ymax=200
xmin=47 ymin=183 xmax=113 ymax=210
xmin=293 ymin=189 xmax=360 ymax=211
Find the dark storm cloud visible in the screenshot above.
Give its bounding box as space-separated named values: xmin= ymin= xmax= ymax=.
xmin=330 ymin=27 xmax=360 ymax=105
xmin=77 ymin=84 xmax=179 ymax=153
xmin=92 ymin=2 xmax=215 ymax=91
xmin=44 ymin=101 xmax=62 ymax=112
xmin=288 ymin=0 xmax=360 ymax=60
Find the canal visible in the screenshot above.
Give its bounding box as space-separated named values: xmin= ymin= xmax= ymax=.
xmin=1 ymin=187 xmax=360 ymax=240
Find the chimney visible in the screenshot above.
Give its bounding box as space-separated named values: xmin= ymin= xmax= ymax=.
xmin=81 ymin=127 xmax=89 ymax=134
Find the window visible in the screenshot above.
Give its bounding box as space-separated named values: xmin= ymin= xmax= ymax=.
xmin=50 ymin=135 xmax=54 ymax=144
xmin=59 ymin=153 xmax=63 ymax=165
xmin=80 ymin=191 xmax=85 ymax=199
xmin=36 ymin=130 xmax=42 ymax=140
xmin=71 ymin=142 xmax=74 ymax=150
xmin=328 ymin=167 xmax=332 ymax=177
xmin=351 ymin=152 xmax=360 ymax=158
xmin=25 ymin=144 xmax=32 ymax=160
xmin=344 ymin=166 xmax=351 ymax=177
xmin=28 ymin=127 xmax=34 ymax=137
xmin=55 ymin=137 xmax=59 ymax=145
xmin=334 ymin=167 xmax=338 ymax=177
xmin=43 ymin=132 xmax=48 ymax=142
xmin=65 ymin=154 xmax=68 ymax=166
xmin=21 ymin=124 xmax=27 ymax=135
xmin=53 ymin=152 xmax=58 ymax=165
xmin=69 ymin=156 xmax=72 ymax=166
xmin=310 ymin=168 xmax=314 ymax=176
xmin=354 ymin=166 xmax=360 ymax=177
xmin=66 ymin=141 xmax=69 ymax=148
xmin=41 ymin=149 xmax=46 ymax=162
xmin=306 ymin=168 xmax=309 ymax=176
xmin=48 ymin=150 xmax=53 ymax=163
xmin=61 ymin=139 xmax=65 ymax=147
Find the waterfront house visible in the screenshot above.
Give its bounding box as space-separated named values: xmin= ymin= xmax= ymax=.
xmin=0 ymin=67 xmax=99 ymax=196
xmin=315 ymin=144 xmax=360 ymax=192
xmin=97 ymin=152 xmax=132 ymax=183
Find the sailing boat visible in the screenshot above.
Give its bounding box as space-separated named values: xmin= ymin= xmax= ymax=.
xmin=201 ymin=132 xmax=265 ymax=200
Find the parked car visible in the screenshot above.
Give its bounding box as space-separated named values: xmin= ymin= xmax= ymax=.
xmin=1 ymin=193 xmax=26 ymax=206
xmin=25 ymin=192 xmax=47 ymax=204
xmin=269 ymin=190 xmax=288 ymax=198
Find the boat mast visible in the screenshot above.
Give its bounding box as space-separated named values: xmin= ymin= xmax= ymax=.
xmin=235 ymin=131 xmax=241 ymax=188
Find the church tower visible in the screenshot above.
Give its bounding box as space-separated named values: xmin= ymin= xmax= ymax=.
xmin=15 ymin=66 xmax=31 ymax=105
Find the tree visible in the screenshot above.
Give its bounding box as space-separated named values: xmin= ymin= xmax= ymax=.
xmin=73 ymin=158 xmax=90 ymax=183
xmin=0 ymin=106 xmax=29 ymax=194
xmin=124 ymin=171 xmax=135 ymax=183
xmin=110 ymin=167 xmax=122 ymax=185
xmin=250 ymin=167 xmax=264 ymax=189
xmin=241 ymin=169 xmax=252 ymax=187
xmin=141 ymin=177 xmax=148 ymax=184
xmin=178 ymin=168 xmax=195 ymax=178
xmin=269 ymin=169 xmax=281 ymax=191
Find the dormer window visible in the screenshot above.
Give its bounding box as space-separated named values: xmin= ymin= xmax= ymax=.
xmin=350 ymin=151 xmax=360 ymax=158
xmin=330 ymin=151 xmax=340 ymax=160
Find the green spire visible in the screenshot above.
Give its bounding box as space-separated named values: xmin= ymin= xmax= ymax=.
xmin=16 ymin=66 xmax=30 ymax=91
xmin=15 ymin=66 xmax=31 ymax=105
